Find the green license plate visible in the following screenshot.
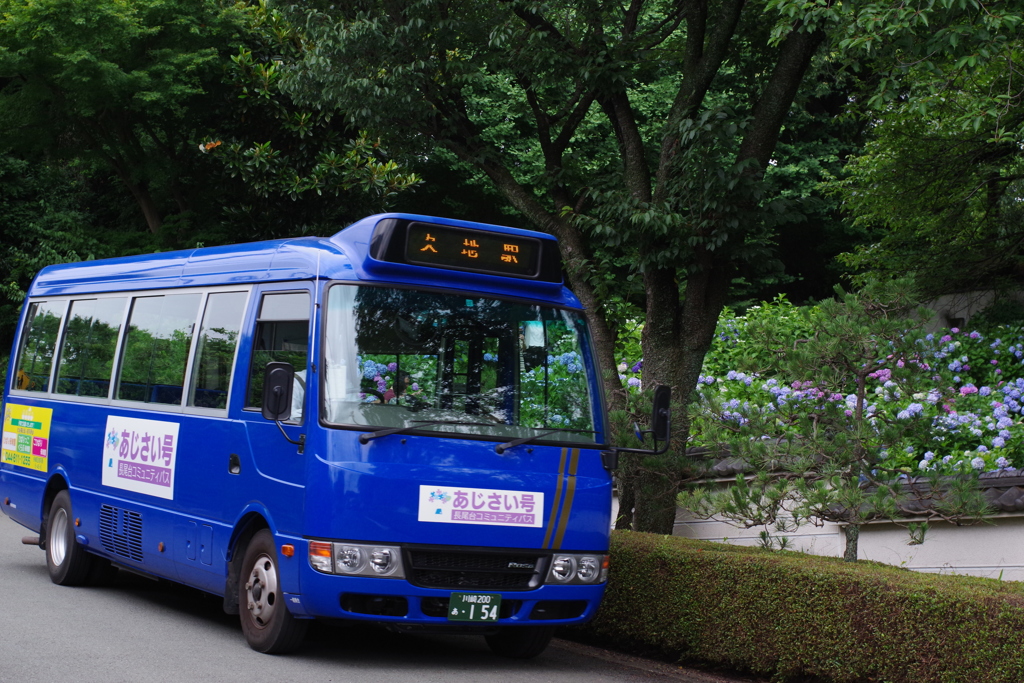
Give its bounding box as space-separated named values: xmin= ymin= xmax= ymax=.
xmin=447 ymin=592 xmax=501 ymax=622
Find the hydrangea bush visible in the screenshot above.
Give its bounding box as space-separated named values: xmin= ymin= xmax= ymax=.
xmin=619 ymin=296 xmax=1024 ymax=477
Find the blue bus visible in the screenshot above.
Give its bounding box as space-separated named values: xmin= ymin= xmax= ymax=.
xmin=0 ymin=213 xmax=668 ymax=657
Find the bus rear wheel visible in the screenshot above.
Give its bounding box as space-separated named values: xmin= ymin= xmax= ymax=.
xmin=238 ymin=529 xmax=307 ymax=653
xmin=46 ymin=490 xmax=96 ymax=586
xmin=485 ymin=625 xmax=556 ymax=659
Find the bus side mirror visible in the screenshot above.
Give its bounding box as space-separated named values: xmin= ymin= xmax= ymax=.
xmin=262 ymin=362 xmax=294 ymax=422
xmin=651 ymin=385 xmax=671 ymax=442
xmin=602 ymin=384 xmax=672 ymax=471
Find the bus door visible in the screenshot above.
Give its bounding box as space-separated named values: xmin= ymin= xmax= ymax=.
xmin=237 ymin=285 xmax=312 ymax=534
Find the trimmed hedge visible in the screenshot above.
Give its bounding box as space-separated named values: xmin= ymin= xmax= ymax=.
xmin=568 ymin=531 xmax=1024 ymax=683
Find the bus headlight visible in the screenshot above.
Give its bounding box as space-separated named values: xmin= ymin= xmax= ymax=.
xmin=545 ymin=553 xmax=609 ymax=585
xmin=335 ymin=545 xmax=367 ymax=574
xmin=309 ymin=541 xmax=405 ymax=578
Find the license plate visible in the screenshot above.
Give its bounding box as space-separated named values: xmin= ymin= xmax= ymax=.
xmin=447 ymin=592 xmax=501 ymax=622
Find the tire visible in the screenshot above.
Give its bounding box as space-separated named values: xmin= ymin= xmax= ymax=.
xmin=485 ymin=626 xmax=556 ymax=659
xmin=45 ymin=490 xmax=96 ymax=586
xmin=238 ymin=529 xmax=307 ymax=653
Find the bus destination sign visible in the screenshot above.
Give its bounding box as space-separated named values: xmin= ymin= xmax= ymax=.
xmin=405 ymin=223 xmax=540 ymax=278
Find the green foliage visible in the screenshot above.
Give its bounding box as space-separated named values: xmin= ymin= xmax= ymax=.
xmin=970 ymin=299 xmax=1024 ymax=330
xmin=829 ymin=0 xmax=1024 ymax=296
xmin=0 ymin=0 xmax=247 ymax=233
xmin=701 ymin=295 xmax=818 ymax=378
xmin=0 ymin=155 xmax=98 ymax=349
xmin=836 ymin=106 xmax=1024 ymax=296
xmin=570 ymin=531 xmax=1024 ymax=683
xmin=201 ymin=1 xmax=421 ymax=238
xmin=832 ymin=0 xmax=1024 ymax=137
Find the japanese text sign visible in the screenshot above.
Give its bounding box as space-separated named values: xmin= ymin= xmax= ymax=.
xmin=418 ymin=485 xmax=544 ymax=528
xmin=102 ymin=415 xmax=180 ymax=500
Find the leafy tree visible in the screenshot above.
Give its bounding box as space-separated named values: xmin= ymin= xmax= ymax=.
xmin=0 ymin=155 xmax=98 ymax=352
xmin=838 ymin=90 xmax=1024 ymax=298
xmin=0 ymin=0 xmax=247 ymax=234
xmin=0 ymin=0 xmax=423 ymax=255
xmin=273 ymin=0 xmax=830 ymax=532
xmin=833 ymin=1 xmax=1024 ymax=295
xmin=201 ymin=1 xmax=422 ymax=239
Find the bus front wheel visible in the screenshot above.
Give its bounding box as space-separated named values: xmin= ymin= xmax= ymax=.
xmin=238 ymin=529 xmax=307 ymax=653
xmin=485 ymin=625 xmax=556 ymax=659
xmin=46 ymin=490 xmax=96 ymax=586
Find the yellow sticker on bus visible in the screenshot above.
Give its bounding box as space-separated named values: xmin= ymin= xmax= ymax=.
xmin=2 ymin=403 xmax=53 ymax=472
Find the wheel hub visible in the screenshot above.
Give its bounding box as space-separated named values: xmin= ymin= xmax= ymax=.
xmin=49 ymin=508 xmax=68 ymax=567
xmin=245 ymin=555 xmax=278 ymax=627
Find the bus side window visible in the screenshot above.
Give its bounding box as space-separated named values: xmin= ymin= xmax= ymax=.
xmin=188 ymin=291 xmax=247 ymax=409
xmin=55 ymin=297 xmax=126 ymax=398
xmin=116 ymin=294 xmax=201 ymax=405
xmin=13 ymin=301 xmax=66 ymax=393
xmin=246 ymin=291 xmax=310 ymax=422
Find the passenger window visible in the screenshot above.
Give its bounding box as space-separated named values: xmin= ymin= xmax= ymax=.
xmin=13 ymin=301 xmax=65 ymax=393
xmin=188 ymin=291 xmax=246 ymax=409
xmin=116 ymin=294 xmax=201 ymax=405
xmin=246 ymin=291 xmax=310 ymax=421
xmin=55 ymin=298 xmax=126 ymax=398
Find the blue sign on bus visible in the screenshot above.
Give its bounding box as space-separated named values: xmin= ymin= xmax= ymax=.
xmin=0 ymin=213 xmax=667 ymax=658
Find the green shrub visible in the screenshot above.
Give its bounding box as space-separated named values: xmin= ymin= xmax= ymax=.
xmin=568 ymin=531 xmax=1024 ymax=683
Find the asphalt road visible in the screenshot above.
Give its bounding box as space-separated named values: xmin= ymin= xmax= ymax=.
xmin=0 ymin=512 xmax=758 ymax=683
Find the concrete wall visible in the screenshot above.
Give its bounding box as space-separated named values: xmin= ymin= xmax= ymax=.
xmin=672 ymin=509 xmax=1024 ymax=582
xmin=921 ymin=290 xmax=1024 ymax=333
xmin=673 ymin=509 xmax=844 ymax=558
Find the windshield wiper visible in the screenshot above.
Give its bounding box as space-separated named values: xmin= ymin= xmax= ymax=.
xmin=495 ymin=427 xmax=598 ymax=454
xmin=359 ymin=420 xmax=495 ymax=444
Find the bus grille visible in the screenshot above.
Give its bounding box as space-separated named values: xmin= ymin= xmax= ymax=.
xmin=406 ymin=550 xmax=544 ymax=590
xmin=99 ymin=505 xmax=144 ymax=562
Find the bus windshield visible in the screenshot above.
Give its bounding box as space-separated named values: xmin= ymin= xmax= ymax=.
xmin=322 ymin=284 xmax=598 ymax=444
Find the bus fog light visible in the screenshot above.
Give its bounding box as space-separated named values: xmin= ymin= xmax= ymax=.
xmin=576 ymin=555 xmax=600 ymax=583
xmin=309 ymin=541 xmax=333 ymax=573
xmin=335 ymin=545 xmax=367 ymax=574
xmin=551 ymin=555 xmax=577 ymax=582
xmin=370 ymin=547 xmax=401 ymax=576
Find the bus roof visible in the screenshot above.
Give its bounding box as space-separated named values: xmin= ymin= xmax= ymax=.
xmin=27 ymin=214 xmax=581 ymax=308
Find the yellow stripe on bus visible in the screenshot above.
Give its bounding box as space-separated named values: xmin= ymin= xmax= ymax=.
xmin=543 ymin=447 xmax=568 ymax=548
xmin=552 ymin=448 xmax=580 ymax=549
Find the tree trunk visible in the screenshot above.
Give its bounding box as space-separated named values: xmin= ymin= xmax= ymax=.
xmin=843 ymin=524 xmax=860 ymax=562
xmin=118 ymin=177 xmax=163 ymax=234
xmin=614 ymin=459 xmax=637 ymax=530
xmin=626 ymin=255 xmax=733 ymax=534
